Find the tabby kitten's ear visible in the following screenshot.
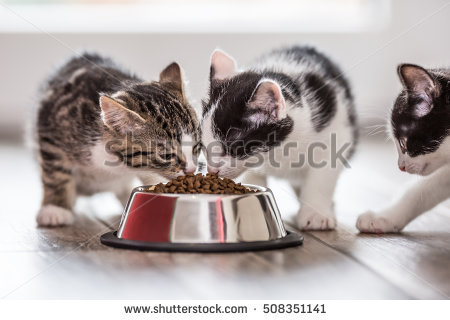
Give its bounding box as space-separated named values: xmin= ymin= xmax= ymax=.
xmin=159 ymin=62 xmax=185 ymax=98
xmin=398 ymin=64 xmax=437 ymax=117
xmin=99 ymin=96 xmax=146 ymax=134
xmin=210 ymin=49 xmax=237 ymax=81
xmin=246 ymin=80 xmax=286 ymax=124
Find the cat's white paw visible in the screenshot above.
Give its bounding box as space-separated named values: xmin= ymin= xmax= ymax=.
xmin=356 ymin=211 xmax=401 ymax=233
xmin=296 ymin=207 xmax=336 ymax=230
xmin=36 ymin=205 xmax=74 ymax=227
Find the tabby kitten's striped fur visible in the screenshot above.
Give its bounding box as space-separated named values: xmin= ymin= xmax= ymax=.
xmin=35 ymin=53 xmax=199 ymax=226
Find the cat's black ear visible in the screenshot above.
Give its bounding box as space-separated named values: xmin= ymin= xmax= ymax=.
xmin=159 ymin=62 xmax=185 ymax=97
xmin=99 ymin=96 xmax=146 ymax=134
xmin=246 ymin=80 xmax=286 ymax=123
xmin=210 ymin=49 xmax=237 ymax=81
xmin=398 ymin=64 xmax=437 ymax=117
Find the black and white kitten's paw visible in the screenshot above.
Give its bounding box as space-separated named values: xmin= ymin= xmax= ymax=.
xmin=356 ymin=211 xmax=402 ymax=233
xmin=36 ymin=205 xmax=74 ymax=227
xmin=296 ymin=208 xmax=337 ymax=230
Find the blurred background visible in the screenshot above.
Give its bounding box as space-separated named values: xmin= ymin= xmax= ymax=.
xmin=1 ymin=0 xmax=449 ymax=141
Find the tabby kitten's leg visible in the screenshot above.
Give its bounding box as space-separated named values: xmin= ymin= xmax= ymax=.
xmin=357 ymin=166 xmax=450 ymax=233
xmin=36 ymin=149 xmax=75 ymax=226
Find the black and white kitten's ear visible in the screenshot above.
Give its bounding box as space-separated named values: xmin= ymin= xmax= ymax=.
xmin=99 ymin=96 xmax=146 ymax=134
xmin=398 ymin=64 xmax=437 ymax=117
xmin=159 ymin=62 xmax=185 ymax=98
xmin=246 ymin=80 xmax=286 ymax=124
xmin=210 ymin=49 xmax=238 ymax=81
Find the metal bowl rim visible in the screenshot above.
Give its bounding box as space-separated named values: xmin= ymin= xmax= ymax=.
xmin=101 ymin=230 xmax=303 ymax=252
xmin=130 ymin=183 xmax=269 ymax=199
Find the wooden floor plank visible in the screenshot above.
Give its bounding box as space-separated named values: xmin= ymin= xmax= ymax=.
xmin=0 ymin=213 xmax=111 ymax=252
xmin=314 ymin=211 xmax=450 ymax=299
xmin=2 ymin=235 xmax=408 ymax=299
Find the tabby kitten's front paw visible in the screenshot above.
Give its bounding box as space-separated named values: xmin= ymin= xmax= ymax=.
xmin=36 ymin=205 xmax=74 ymax=227
xmin=296 ymin=207 xmax=337 ymax=230
xmin=356 ymin=211 xmax=402 ymax=233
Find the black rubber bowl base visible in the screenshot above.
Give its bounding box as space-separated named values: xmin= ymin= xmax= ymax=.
xmin=100 ymin=231 xmax=303 ymax=253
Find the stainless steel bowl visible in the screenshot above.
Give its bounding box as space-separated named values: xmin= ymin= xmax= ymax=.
xmin=101 ymin=184 xmax=303 ymax=252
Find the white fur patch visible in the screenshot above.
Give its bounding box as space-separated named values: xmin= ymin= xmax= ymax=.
xmin=73 ymin=142 xmax=138 ymax=196
xmin=36 ymin=205 xmax=74 ymax=226
xmin=181 ymin=133 xmax=197 ymax=173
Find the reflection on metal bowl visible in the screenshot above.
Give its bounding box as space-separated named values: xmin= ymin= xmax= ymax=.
xmin=101 ymin=184 xmax=303 ymax=252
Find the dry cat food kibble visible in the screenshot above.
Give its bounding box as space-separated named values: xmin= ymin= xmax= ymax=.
xmin=152 ymin=173 xmax=256 ymax=194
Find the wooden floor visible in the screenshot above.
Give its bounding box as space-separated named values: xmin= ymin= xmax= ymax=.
xmin=0 ymin=137 xmax=449 ymax=299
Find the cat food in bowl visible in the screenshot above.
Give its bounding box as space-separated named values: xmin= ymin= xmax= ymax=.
xmin=152 ymin=173 xmax=255 ymax=194
xmin=100 ymin=176 xmax=303 ymax=252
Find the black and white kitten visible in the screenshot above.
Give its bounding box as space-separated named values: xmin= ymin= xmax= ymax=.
xmin=357 ymin=64 xmax=450 ymax=233
xmin=201 ymin=46 xmax=357 ymax=230
xmin=35 ymin=53 xmax=199 ymax=226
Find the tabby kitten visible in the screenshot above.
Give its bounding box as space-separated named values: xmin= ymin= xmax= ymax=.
xmin=35 ymin=53 xmax=199 ymax=226
xmin=201 ymin=46 xmax=357 ymax=230
xmin=357 ymin=64 xmax=450 ymax=233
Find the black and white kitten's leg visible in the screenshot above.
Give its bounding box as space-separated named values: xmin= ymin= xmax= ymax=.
xmin=296 ymin=165 xmax=340 ymax=230
xmin=36 ymin=149 xmax=75 ymax=226
xmin=357 ymin=166 xmax=450 ymax=233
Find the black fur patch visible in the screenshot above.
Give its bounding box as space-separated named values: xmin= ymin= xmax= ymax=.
xmin=270 ymin=46 xmax=357 ymax=141
xmin=391 ymin=74 xmax=450 ymax=157
xmin=278 ymin=46 xmax=352 ymax=100
xmin=303 ymin=73 xmax=337 ymax=131
xmin=204 ymin=71 xmax=295 ymax=159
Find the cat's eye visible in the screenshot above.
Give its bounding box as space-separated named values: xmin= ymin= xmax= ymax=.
xmin=399 ymin=138 xmax=407 ymax=153
xmin=161 ymin=153 xmax=176 ymax=160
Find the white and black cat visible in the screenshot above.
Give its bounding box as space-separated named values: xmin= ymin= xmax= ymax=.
xmin=201 ymin=46 xmax=358 ymax=230
xmin=35 ymin=53 xmax=200 ymax=226
xmin=357 ymin=64 xmax=450 ymax=233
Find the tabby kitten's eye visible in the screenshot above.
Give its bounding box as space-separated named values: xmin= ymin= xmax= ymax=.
xmin=161 ymin=153 xmax=176 ymax=160
xmin=399 ymin=137 xmax=407 ymax=153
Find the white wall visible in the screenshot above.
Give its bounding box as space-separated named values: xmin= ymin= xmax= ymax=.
xmin=1 ymin=0 xmax=449 ymax=140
